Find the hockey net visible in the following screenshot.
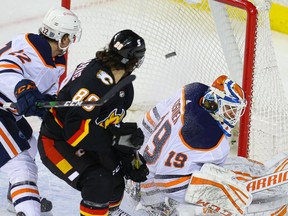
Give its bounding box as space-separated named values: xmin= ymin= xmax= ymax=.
xmin=63 ymin=0 xmax=288 ymax=162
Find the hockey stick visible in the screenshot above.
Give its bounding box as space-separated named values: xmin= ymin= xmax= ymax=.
xmin=134 ymin=151 xmax=142 ymax=202
xmin=3 ymin=75 xmax=136 ymax=109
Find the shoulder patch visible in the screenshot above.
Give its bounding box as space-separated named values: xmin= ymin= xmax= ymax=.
xmin=96 ymin=70 xmax=114 ymax=85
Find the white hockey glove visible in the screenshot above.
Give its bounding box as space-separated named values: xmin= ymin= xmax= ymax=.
xmin=185 ymin=163 xmax=252 ymax=216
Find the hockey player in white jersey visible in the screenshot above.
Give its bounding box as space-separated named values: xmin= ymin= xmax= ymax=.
xmin=117 ymin=75 xmax=250 ymax=216
xmin=0 ymin=7 xmax=81 ymax=216
xmin=119 ymin=75 xmax=288 ymax=216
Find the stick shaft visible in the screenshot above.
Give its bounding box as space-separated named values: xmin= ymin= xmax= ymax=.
xmin=3 ymin=75 xmax=136 ymax=109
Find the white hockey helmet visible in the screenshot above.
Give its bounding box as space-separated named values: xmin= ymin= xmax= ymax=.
xmin=39 ymin=7 xmax=82 ymax=46
xmin=202 ymin=75 xmax=247 ymax=136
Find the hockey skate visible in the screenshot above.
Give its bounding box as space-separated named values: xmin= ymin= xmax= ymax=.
xmin=7 ymin=184 xmax=53 ymax=216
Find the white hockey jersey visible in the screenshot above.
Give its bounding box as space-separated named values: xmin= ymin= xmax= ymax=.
xmin=0 ymin=33 xmax=66 ymax=115
xmin=139 ymin=82 xmax=230 ymax=204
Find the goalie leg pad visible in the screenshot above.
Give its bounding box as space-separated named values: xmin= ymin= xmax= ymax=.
xmin=185 ymin=166 xmax=252 ymax=215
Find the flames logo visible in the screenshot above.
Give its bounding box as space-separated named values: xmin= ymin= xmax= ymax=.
xmin=95 ymin=109 xmax=125 ymax=128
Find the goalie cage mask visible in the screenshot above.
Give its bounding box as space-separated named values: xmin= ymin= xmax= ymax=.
xmin=202 ymin=75 xmax=247 ymax=137
xmin=109 ymin=29 xmax=146 ymax=71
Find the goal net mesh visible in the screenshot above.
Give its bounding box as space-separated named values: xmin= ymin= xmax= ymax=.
xmin=66 ymin=0 xmax=288 ymax=162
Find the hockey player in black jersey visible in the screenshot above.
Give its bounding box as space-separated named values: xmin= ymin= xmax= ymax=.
xmin=38 ymin=29 xmax=149 ymax=216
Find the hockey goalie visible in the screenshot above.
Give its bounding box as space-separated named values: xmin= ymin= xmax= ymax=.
xmin=114 ymin=75 xmax=288 ymax=216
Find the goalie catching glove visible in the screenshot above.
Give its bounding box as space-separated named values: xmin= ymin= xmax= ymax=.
xmin=109 ymin=123 xmax=149 ymax=182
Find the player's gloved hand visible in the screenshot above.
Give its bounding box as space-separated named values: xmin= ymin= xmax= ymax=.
xmin=14 ymin=79 xmax=46 ymax=117
xmin=109 ymin=122 xmax=144 ymax=154
xmin=44 ymin=94 xmax=56 ymax=102
xmin=117 ymin=151 xmax=149 ymax=182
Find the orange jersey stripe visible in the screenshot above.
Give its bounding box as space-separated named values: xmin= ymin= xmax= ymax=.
xmin=0 ymin=127 xmax=19 ymax=156
xmin=142 ymin=176 xmax=190 ymax=189
xmin=0 ymin=63 xmax=22 ymax=70
xmin=145 ymin=111 xmax=156 ymax=128
xmin=11 ymin=188 xmax=39 ymax=199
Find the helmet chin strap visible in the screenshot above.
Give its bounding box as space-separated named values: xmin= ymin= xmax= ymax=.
xmin=57 ymin=40 xmax=71 ymax=56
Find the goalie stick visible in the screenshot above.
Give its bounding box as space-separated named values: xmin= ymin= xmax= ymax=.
xmin=3 ymin=75 xmax=136 ymax=109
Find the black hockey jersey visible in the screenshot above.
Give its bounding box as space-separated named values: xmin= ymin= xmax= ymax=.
xmin=42 ymin=59 xmax=134 ymax=152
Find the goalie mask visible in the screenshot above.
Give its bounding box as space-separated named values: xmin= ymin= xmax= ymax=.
xmin=202 ymin=75 xmax=247 ymax=136
xmin=109 ymin=29 xmax=146 ymax=72
xmin=39 ymin=7 xmax=82 ymax=53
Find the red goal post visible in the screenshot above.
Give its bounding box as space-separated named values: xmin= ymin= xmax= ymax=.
xmin=61 ymin=0 xmax=288 ymax=162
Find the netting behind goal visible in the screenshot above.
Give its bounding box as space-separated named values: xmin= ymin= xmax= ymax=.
xmin=63 ymin=0 xmax=288 ymax=162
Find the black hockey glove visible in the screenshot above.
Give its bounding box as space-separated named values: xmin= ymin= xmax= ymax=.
xmin=108 ymin=122 xmax=144 ymax=154
xmin=116 ymin=150 xmax=149 ymax=182
xmin=14 ymin=79 xmax=46 ymax=118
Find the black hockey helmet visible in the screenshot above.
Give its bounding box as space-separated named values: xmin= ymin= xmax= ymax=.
xmin=109 ymin=29 xmax=146 ymax=68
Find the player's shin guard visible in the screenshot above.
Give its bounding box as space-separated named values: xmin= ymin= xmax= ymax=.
xmin=10 ymin=181 xmax=41 ymax=216
xmin=80 ymin=200 xmax=109 ymax=216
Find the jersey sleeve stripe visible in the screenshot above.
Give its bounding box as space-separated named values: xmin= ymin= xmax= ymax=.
xmin=0 ymin=123 xmax=22 ymax=158
xmin=50 ymin=108 xmax=64 ymax=128
xmin=0 ymin=69 xmax=23 ymax=75
xmin=67 ymin=119 xmax=91 ymax=147
xmin=141 ymin=118 xmax=154 ymax=134
xmin=42 ymin=135 xmax=73 ymax=174
xmin=0 ymin=59 xmax=24 ymax=75
xmin=145 ymin=110 xmax=157 ymax=128
xmin=142 ymin=176 xmax=190 ymax=189
xmin=0 ymin=63 xmax=22 ymax=70
xmin=152 ymin=106 xmax=161 ymax=121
